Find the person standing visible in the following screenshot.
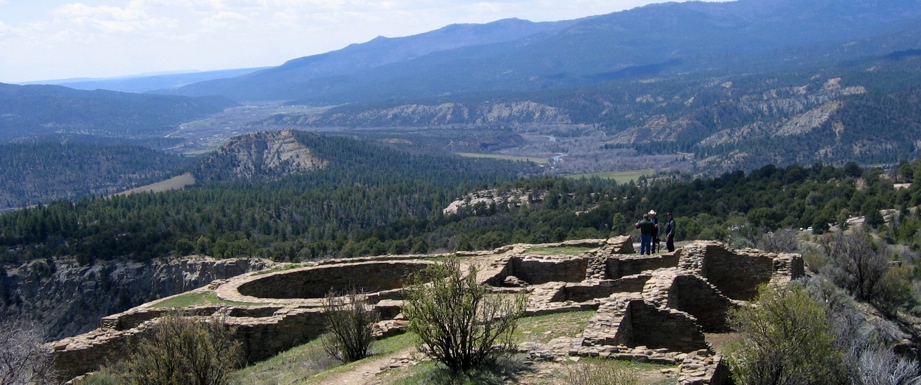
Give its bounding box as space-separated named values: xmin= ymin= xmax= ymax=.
xmin=664 ymin=213 xmax=677 ymax=252
xmin=649 ymin=210 xmax=659 ymax=254
xmin=635 ymin=213 xmax=655 ymax=255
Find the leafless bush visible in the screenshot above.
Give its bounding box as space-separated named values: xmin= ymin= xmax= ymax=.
xmin=850 ymin=345 xmax=921 ymax=385
xmin=821 ymin=228 xmax=889 ymax=302
xmin=755 ymin=228 xmax=800 ymax=253
xmin=0 ymin=319 xmax=56 ymax=385
xmin=321 ymin=289 xmax=378 ymax=362
xmin=565 ymin=359 xmax=639 ymax=385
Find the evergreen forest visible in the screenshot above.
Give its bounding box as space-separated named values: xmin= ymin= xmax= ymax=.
xmin=3 ymin=133 xmax=921 ymax=275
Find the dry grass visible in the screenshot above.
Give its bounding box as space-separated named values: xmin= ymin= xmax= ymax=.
xmin=115 ymin=173 xmax=196 ymax=196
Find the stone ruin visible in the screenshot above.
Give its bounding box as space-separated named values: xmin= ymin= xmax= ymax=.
xmin=49 ymin=238 xmax=803 ymax=385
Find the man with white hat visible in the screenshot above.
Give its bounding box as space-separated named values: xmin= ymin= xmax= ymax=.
xmin=648 ymin=210 xmax=659 ymax=254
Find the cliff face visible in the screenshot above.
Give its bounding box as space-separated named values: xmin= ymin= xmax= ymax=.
xmin=258 ymin=101 xmax=571 ymax=128
xmin=0 ymin=256 xmax=274 ymax=340
xmin=196 ymin=129 xmax=327 ymax=181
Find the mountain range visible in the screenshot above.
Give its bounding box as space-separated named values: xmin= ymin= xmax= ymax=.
xmin=162 ymin=0 xmax=921 ymax=103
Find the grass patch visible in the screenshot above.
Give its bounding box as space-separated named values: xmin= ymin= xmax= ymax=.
xmin=298 ymin=333 xmax=417 ymax=384
xmin=524 ymin=246 xmax=595 ymax=256
xmin=387 ymin=356 xmax=530 ymax=385
xmin=566 ymin=169 xmax=655 ymax=184
xmin=253 ymin=262 xmax=315 ymax=275
xmin=149 ymin=291 xmax=261 ymax=308
xmin=559 ymin=358 xmax=677 ymax=385
xmin=231 ymin=335 xmax=338 ymax=385
xmin=231 ymin=332 xmax=415 ymax=385
xmin=456 ymin=153 xmax=549 ymax=164
xmin=516 ymin=311 xmax=596 ymax=344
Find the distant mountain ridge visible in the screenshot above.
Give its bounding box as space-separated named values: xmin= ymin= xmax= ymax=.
xmin=168 ymin=17 xmax=576 ymax=101
xmin=25 ymin=67 xmax=268 ymax=93
xmin=0 ymin=83 xmax=234 ymax=144
xmin=164 ymin=0 xmax=921 ymax=103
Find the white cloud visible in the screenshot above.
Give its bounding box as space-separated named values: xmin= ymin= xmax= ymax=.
xmin=53 ymin=3 xmax=170 ymax=33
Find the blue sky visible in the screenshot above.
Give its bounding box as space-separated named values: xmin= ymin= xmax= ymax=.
xmin=0 ymin=1 xmax=724 ymax=83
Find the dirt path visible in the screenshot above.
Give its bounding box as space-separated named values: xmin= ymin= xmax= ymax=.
xmin=312 ymin=346 xmax=417 ymax=385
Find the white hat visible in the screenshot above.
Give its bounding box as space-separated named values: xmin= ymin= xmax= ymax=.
xmin=648 ymin=210 xmax=656 ymax=215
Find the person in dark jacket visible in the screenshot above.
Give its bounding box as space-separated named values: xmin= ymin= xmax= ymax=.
xmin=663 ymin=213 xmax=677 ymax=252
xmin=649 ymin=210 xmax=659 ymax=253
xmin=635 ymin=213 xmax=656 ymax=255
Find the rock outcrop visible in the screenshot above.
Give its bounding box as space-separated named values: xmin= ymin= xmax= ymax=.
xmin=0 ymin=256 xmax=274 ymax=339
xmin=195 ymin=130 xmax=327 ymax=181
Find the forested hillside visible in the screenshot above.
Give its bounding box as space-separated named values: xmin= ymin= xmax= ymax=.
xmin=0 ymin=83 xmax=234 ymax=143
xmin=0 ymin=143 xmax=190 ymax=210
xmin=2 ymin=132 xmax=921 ymax=269
xmin=0 ymin=133 xmax=540 ymax=265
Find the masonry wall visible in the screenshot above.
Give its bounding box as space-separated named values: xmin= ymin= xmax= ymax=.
xmin=627 ymin=301 xmax=708 ymax=353
xmin=701 ymin=247 xmax=773 ymax=301
xmin=52 ymin=332 xmax=135 ymax=382
xmin=53 ymin=307 xmax=329 ymax=381
xmin=605 ymin=254 xmax=679 ymax=279
xmin=554 ymin=275 xmax=651 ymax=302
xmin=668 ymin=275 xmax=734 ymax=332
xmin=511 ymin=257 xmax=587 ymax=284
xmin=231 ymin=309 xmax=327 ymax=363
xmin=237 ymin=261 xmax=430 ymax=299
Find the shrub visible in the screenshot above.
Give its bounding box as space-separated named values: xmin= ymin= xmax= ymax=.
xmin=807 ymin=275 xmax=921 ymax=384
xmin=847 ymin=344 xmax=921 ymax=385
xmin=726 ymin=284 xmax=843 ymax=385
xmin=321 ymin=288 xmax=378 ymax=362
xmin=0 ymin=320 xmax=56 ymax=385
xmin=402 ymin=259 xmax=527 ymax=372
xmin=821 ymin=227 xmax=889 ymax=301
xmin=875 ymin=264 xmax=914 ymax=315
xmin=121 ymin=313 xmax=242 ymax=385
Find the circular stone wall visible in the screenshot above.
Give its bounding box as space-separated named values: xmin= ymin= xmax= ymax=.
xmin=237 ymin=261 xmax=432 ymax=299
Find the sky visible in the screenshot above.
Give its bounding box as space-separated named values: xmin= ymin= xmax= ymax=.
xmin=0 ymin=0 xmax=720 ymax=83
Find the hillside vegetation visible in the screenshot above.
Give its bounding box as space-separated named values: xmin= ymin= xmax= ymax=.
xmin=3 ymin=132 xmax=921 ymax=269
xmin=0 ymin=142 xmax=191 ymax=210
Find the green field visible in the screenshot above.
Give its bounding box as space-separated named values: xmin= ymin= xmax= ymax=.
xmin=149 ymin=291 xmax=261 ymax=308
xmin=524 ymin=246 xmax=596 ymax=256
xmin=456 ymin=153 xmax=549 ymax=164
xmin=566 ymin=169 xmax=655 ymax=184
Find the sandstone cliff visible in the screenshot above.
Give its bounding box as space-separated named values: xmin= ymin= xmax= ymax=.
xmin=0 ymin=256 xmax=274 ymax=339
xmin=196 ymin=129 xmax=327 ymax=181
